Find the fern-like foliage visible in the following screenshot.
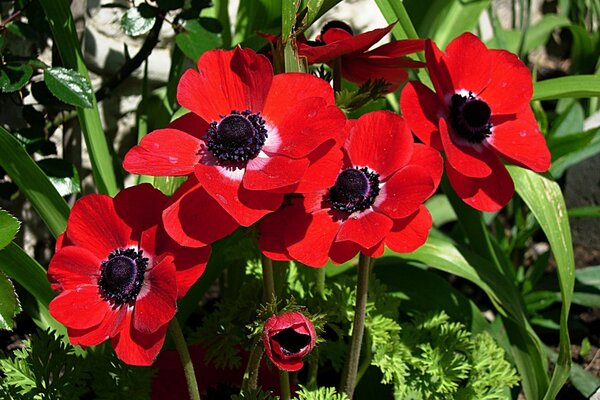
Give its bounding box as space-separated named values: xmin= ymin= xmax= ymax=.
xmin=232 ymin=387 xmax=278 ymax=400
xmin=294 ymin=385 xmax=349 ymax=400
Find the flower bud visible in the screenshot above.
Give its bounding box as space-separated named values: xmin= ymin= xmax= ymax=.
xmin=261 ymin=311 xmax=316 ymax=371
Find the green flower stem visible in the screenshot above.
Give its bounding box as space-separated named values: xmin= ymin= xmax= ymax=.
xmin=333 ymin=57 xmax=343 ymax=93
xmin=279 ymin=371 xmax=291 ymax=400
xmin=316 ymin=267 xmax=326 ymax=298
xmin=355 ymin=330 xmax=372 ymax=386
xmin=306 ymin=348 xmax=319 ymax=390
xmin=169 ymin=318 xmax=200 ymax=400
xmin=340 ymin=253 xmax=371 ymax=398
xmin=241 ymin=344 xmax=264 ymax=390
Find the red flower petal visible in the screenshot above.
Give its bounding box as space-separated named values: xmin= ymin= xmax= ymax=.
xmin=162 ymin=176 xmax=239 ymax=247
xmin=47 ymin=246 xmax=100 ymax=290
xmin=294 ymin=141 xmax=344 ymax=193
xmin=259 ymin=205 xmax=295 ymax=261
xmin=286 ymin=209 xmax=342 ymax=268
xmin=123 ymin=129 xmax=202 ymax=176
xmin=400 ymin=81 xmax=444 ymax=149
xmin=49 ymin=286 xmax=110 ymax=329
xmin=424 ymin=39 xmax=453 ymax=99
xmin=481 ymin=49 xmax=533 ymax=114
xmin=112 ymin=311 xmax=169 ymax=366
xmin=487 ymin=116 xmax=551 ymax=172
xmin=443 ymin=33 xmax=492 ymax=95
xmin=374 ymin=165 xmax=435 ymax=219
xmin=134 ymin=256 xmax=177 ymax=334
xmin=445 ymin=157 xmax=514 ymax=212
xmin=439 ymin=117 xmax=494 ymax=178
xmin=68 ymin=307 xmax=127 ymax=347
xmin=365 ymin=39 xmax=425 ymax=58
xmin=410 ymin=143 xmax=443 ymax=189
xmin=384 ymin=205 xmax=432 ymax=253
xmin=243 ymin=154 xmax=309 ymax=191
xmin=65 ymin=194 xmax=133 ymax=260
xmin=195 ymin=163 xmax=283 ymax=226
xmin=113 ymin=183 xmax=168 ymax=239
xmin=346 ymin=111 xmax=413 ymax=179
xmin=171 ymin=246 xmax=211 ymax=298
xmin=177 ymin=48 xmax=273 ymax=123
xmin=335 ymin=210 xmax=393 ymax=249
xmin=328 ymin=241 xmax=359 ymax=264
xmin=341 ymin=55 xmax=411 ymax=92
xmin=166 ymin=112 xmax=209 ymax=140
xmin=299 ymin=23 xmax=394 ymax=63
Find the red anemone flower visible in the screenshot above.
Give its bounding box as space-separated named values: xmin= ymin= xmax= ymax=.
xmin=47 ymin=184 xmax=210 ymax=366
xmin=124 ymin=47 xmax=346 ymax=237
xmin=262 ymin=311 xmax=317 ymax=372
xmin=400 ymin=33 xmax=551 ymax=211
xmin=260 ymin=111 xmax=442 ymax=267
xmin=299 ymin=21 xmax=425 ymax=92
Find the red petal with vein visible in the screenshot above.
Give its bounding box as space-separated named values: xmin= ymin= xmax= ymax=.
xmin=68 ymin=307 xmax=127 ymax=346
xmin=123 ymin=129 xmax=202 ymax=176
xmin=410 ymin=144 xmax=443 ymax=189
xmin=481 ymin=49 xmax=533 ymax=114
xmin=114 ymin=183 xmax=168 ymax=239
xmin=177 ymin=48 xmax=273 ymax=122
xmin=299 ymin=24 xmax=394 ymax=64
xmin=445 ymin=157 xmax=514 ymax=212
xmin=134 ymin=256 xmax=177 ymax=334
xmin=243 ymin=154 xmax=309 ymax=190
xmin=112 ymin=312 xmax=168 ymax=366
xmin=346 ymin=111 xmax=413 ymax=179
xmin=385 ymin=205 xmax=432 ymax=253
xmin=341 ymin=56 xmax=410 ymax=92
xmin=400 ymin=81 xmax=444 ymax=149
xmin=48 ymin=246 xmax=100 ymax=290
xmin=365 ymin=39 xmax=425 ymax=57
xmin=265 ymin=99 xmax=346 ymax=158
xmin=443 ymin=33 xmax=492 ymax=95
xmin=424 ymin=39 xmax=453 ymax=99
xmin=375 ymin=165 xmax=435 ymax=219
xmin=65 ymin=194 xmax=133 ymax=260
xmin=162 ymin=177 xmax=239 ymax=247
xmin=195 ymin=163 xmax=283 ymax=226
xmin=487 ymin=117 xmax=551 ymax=172
xmin=439 ymin=118 xmax=494 ymax=178
xmin=336 ymin=210 xmax=393 ymax=249
xmin=286 ymin=209 xmax=342 ymax=267
xmin=259 ymin=208 xmax=293 ymax=261
xmin=172 ymin=246 xmax=210 ymax=297
xmin=328 ymin=241 xmax=359 ymax=264
xmin=167 ymin=112 xmax=209 ymax=140
xmin=49 ymin=286 xmax=110 ymax=329
xmin=294 ymin=141 xmax=344 ymax=193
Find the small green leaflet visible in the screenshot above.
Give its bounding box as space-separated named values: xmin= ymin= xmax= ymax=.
xmin=44 ymin=67 xmax=94 ymax=109
xmin=0 ymin=63 xmax=33 ymax=93
xmin=0 ymin=209 xmax=20 ymax=250
xmin=121 ymin=4 xmax=156 ymax=37
xmin=0 ymin=272 xmax=21 ymax=330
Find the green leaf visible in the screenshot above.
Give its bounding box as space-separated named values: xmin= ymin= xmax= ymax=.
xmin=575 ymin=265 xmax=600 ymax=286
xmin=569 ymin=206 xmax=600 ymax=218
xmin=37 ymin=158 xmax=81 ymax=197
xmin=175 ymin=19 xmax=222 ymax=61
xmin=532 ymin=75 xmax=600 ymax=100
xmin=547 ymin=346 xmax=600 ymax=398
xmin=121 ymin=4 xmax=157 ymax=37
xmin=549 ymin=127 xmax=600 ymax=178
xmin=0 ymin=62 xmax=33 ymax=93
xmin=0 ymin=126 xmax=69 ymax=238
xmin=0 ymin=209 xmax=20 ymax=251
xmin=39 ymin=0 xmax=119 ymax=196
xmin=507 ymin=166 xmax=575 ymax=400
xmin=233 ymin=0 xmax=281 ymax=46
xmin=0 ymin=272 xmax=21 ymax=330
xmin=549 ymin=127 xmax=598 ymax=160
xmin=425 ymin=194 xmax=456 ymax=227
xmin=44 ymin=67 xmax=94 ymax=109
xmin=548 ymin=102 xmax=584 ymax=139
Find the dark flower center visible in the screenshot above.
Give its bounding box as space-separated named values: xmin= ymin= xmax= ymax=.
xmin=449 ymin=92 xmax=493 ymax=143
xmin=204 ymin=110 xmax=268 ymax=164
xmin=307 ymin=20 xmax=354 ymax=46
xmin=99 ymin=248 xmax=148 ymax=304
xmin=272 ymin=328 xmax=311 ymax=355
xmin=327 ymin=167 xmax=380 ymax=213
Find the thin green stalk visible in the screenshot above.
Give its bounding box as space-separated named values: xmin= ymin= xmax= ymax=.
xmin=169 ymin=318 xmax=201 ymax=400
xmin=340 ymin=254 xmax=371 ymax=399
xmin=306 ymin=348 xmax=319 ymax=390
xmin=241 ymin=344 xmax=264 ymax=390
xmin=279 ymin=371 xmax=291 ymax=400
xmin=355 ymin=330 xmax=372 ymax=386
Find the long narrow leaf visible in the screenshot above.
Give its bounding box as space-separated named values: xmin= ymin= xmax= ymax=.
xmin=532 ymin=75 xmax=600 ymax=100
xmin=0 ymin=127 xmax=69 ymax=238
xmin=39 ymin=0 xmax=119 ymax=196
xmin=508 ymin=166 xmax=575 ymax=400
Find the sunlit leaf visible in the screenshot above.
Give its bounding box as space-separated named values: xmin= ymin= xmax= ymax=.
xmin=176 ymin=19 xmax=222 ymax=61
xmin=0 ymin=209 xmax=20 ymax=251
xmin=121 ymin=4 xmax=157 ymax=37
xmin=44 ymin=67 xmax=94 ymax=109
xmin=533 ymin=75 xmax=600 ymax=100
xmin=37 ymin=158 xmax=81 ymax=197
xmin=0 ymin=272 xmax=21 ymax=330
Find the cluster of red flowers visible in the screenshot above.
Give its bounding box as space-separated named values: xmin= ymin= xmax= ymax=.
xmin=47 ymin=24 xmax=550 ymax=368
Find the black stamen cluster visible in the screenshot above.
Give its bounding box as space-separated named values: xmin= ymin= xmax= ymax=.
xmin=328 ymin=166 xmax=380 ymax=213
xmin=307 ymin=20 xmax=354 ymax=47
xmin=99 ymin=248 xmax=148 ymax=304
xmin=449 ymin=91 xmax=493 ymax=143
xmin=204 ymin=110 xmax=267 ymax=164
xmin=272 ymin=328 xmax=311 ymax=356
